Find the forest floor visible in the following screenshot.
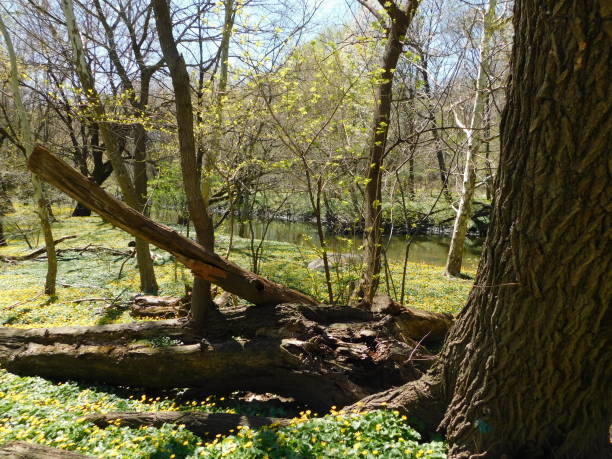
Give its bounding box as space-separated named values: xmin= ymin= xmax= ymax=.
xmin=0 ymin=205 xmax=474 ymax=458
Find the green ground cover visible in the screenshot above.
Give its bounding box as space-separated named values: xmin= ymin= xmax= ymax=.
xmin=0 ymin=205 xmax=474 ymax=458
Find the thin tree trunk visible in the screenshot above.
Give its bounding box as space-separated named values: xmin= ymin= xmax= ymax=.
xmin=421 ymin=59 xmax=452 ymax=203
xmin=483 ymin=93 xmax=493 ymax=200
xmin=153 ymin=0 xmax=216 ymax=329
xmin=0 ymin=15 xmax=57 ymax=295
xmin=445 ymin=0 xmax=497 ymax=278
xmin=355 ymin=2 xmax=611 ymax=456
xmin=61 ymin=0 xmax=158 ymax=294
xmin=0 ymin=219 xmax=6 ymax=246
xmin=353 ymin=0 xmax=420 ymax=306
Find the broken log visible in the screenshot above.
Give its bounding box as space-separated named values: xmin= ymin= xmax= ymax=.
xmin=0 ymin=235 xmax=76 ymax=262
xmin=371 ymin=294 xmax=452 ymax=344
xmin=129 ymin=295 xmax=189 ymax=319
xmin=84 ymin=411 xmax=291 ymax=439
xmin=0 ymin=441 xmax=96 ymax=459
xmin=28 ymin=146 xmax=317 ymax=307
xmin=0 ymin=303 xmax=450 ymax=408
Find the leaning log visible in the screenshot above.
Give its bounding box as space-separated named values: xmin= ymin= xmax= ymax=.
xmin=84 ymin=411 xmax=291 ymax=439
xmin=0 ymin=441 xmax=97 ymax=459
xmin=27 ymin=145 xmax=317 ymax=307
xmin=0 ymin=304 xmax=449 ymax=408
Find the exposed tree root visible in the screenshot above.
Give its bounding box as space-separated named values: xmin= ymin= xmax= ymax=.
xmin=347 ymin=369 xmax=446 ymax=434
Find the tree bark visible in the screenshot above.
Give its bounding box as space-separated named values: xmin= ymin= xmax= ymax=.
xmin=358 ymin=2 xmax=612 ymax=457
xmin=0 ymin=442 xmax=96 ymax=459
xmin=28 ymin=145 xmax=318 ymax=307
xmin=153 ymin=0 xmax=216 ymax=328
xmin=0 ymin=218 xmax=6 ymax=246
xmin=353 ymin=0 xmax=420 ymax=306
xmin=71 ymin=124 xmax=113 ymax=217
xmin=0 ymin=303 xmax=451 ymax=408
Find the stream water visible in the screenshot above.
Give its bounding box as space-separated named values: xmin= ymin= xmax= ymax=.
xmin=222 ymin=219 xmax=483 ymax=270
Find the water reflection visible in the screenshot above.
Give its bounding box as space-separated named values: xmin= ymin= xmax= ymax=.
xmin=222 ymin=219 xmax=482 ymax=270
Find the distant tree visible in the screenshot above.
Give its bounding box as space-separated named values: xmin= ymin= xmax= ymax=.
xmin=445 ymin=0 xmax=499 ymax=277
xmin=60 ymin=0 xmax=159 ymax=294
xmin=0 ymin=14 xmax=57 ymax=294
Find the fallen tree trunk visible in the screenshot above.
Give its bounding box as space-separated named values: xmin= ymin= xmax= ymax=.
xmin=0 ymin=303 xmax=451 ymax=408
xmin=0 ymin=235 xmax=76 ymax=262
xmin=129 ymin=295 xmax=189 ymax=319
xmin=84 ymin=411 xmax=291 ymax=439
xmin=27 ymin=145 xmax=317 ymax=307
xmin=0 ymin=441 xmax=96 ymax=459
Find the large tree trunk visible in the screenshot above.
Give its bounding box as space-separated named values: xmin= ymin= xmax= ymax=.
xmin=28 ymin=145 xmax=318 ymax=307
xmin=353 ymin=0 xmax=420 ymax=306
xmin=356 ymin=2 xmax=611 ymax=458
xmin=0 ymin=302 xmax=451 ymax=408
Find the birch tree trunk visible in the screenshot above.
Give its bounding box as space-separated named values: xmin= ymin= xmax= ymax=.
xmin=444 ymin=0 xmax=497 ymax=278
xmin=354 ymin=1 xmax=611 ymax=456
xmin=0 ymin=15 xmax=57 ymax=295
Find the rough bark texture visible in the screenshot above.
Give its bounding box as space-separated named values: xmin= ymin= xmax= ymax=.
xmin=361 ymin=2 xmax=611 ymax=457
xmin=0 ymin=303 xmax=451 ymax=408
xmin=353 ymin=0 xmax=420 ymax=305
xmin=84 ymin=411 xmax=291 ymax=439
xmin=0 ymin=441 xmax=96 ymax=458
xmin=28 ymin=146 xmax=318 ymax=307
